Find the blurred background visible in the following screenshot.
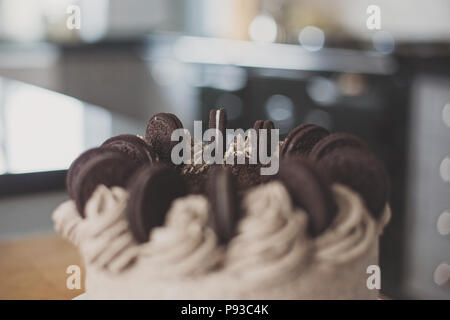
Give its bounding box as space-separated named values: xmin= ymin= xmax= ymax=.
xmin=0 ymin=0 xmax=449 ymax=299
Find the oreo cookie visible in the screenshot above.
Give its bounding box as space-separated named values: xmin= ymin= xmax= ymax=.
xmin=145 ymin=113 xmax=183 ymax=162
xmin=72 ymin=150 xmax=140 ymax=217
xmin=126 ymin=164 xmax=187 ymax=243
xmin=207 ymin=167 xmax=241 ymax=244
xmin=309 ymin=132 xmax=371 ymax=162
xmin=253 ymin=120 xmax=275 ymax=161
xmin=66 ymin=147 xmax=114 ymax=199
xmin=209 ymin=109 xmax=227 ymax=156
xmin=183 ymin=167 xmax=211 ymax=195
xmin=316 ymin=147 xmax=389 ymax=219
xmin=101 ymin=134 xmax=156 ymax=165
xmin=280 ymin=124 xmax=329 ymax=158
xmin=279 ymin=158 xmax=337 ymax=236
xmin=228 ymin=163 xmax=275 ymax=195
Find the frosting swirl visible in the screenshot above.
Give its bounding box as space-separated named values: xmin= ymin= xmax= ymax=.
xmin=52 ymin=185 xmax=138 ymax=273
xmin=139 ymin=195 xmax=222 ymax=277
xmin=80 ymin=185 xmax=138 ymax=273
xmin=315 ymin=184 xmax=378 ymax=265
xmin=53 ymin=200 xmax=83 ymax=246
xmin=224 ymin=181 xmax=312 ymax=287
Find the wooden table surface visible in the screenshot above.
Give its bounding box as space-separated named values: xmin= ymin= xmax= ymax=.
xmin=0 ymin=233 xmax=85 ymax=300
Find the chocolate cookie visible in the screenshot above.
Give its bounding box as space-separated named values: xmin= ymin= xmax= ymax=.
xmin=209 ymin=109 xmax=227 ymax=156
xmin=66 ymin=147 xmax=115 ymax=199
xmin=126 ymin=164 xmax=187 ymax=243
xmin=279 ymin=158 xmax=337 ymax=236
xmin=101 ymin=134 xmax=156 ymax=165
xmin=309 ymin=132 xmax=371 ymax=162
xmin=316 ymin=147 xmax=389 ymax=219
xmin=207 ymin=167 xmax=241 ymax=244
xmin=280 ymin=124 xmax=329 ymax=158
xmin=183 ymin=166 xmax=211 ymax=195
xmin=253 ymin=120 xmax=275 ymax=161
xmin=253 ymin=120 xmax=264 ymax=132
xmin=73 ymin=150 xmax=140 ymax=217
xmin=145 ymin=113 xmax=183 ymax=163
xmin=228 ymin=163 xmax=275 ymax=196
xmin=166 ymin=112 xmax=183 ymax=129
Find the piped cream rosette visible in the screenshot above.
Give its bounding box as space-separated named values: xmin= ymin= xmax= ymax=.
xmin=53 ymin=186 xmax=138 ymax=273
xmin=293 ymin=184 xmax=391 ymax=299
xmin=138 ymin=195 xmax=223 ymax=278
xmin=223 ymin=182 xmax=312 ymax=289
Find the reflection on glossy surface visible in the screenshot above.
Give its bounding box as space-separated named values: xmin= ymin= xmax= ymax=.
xmin=0 ymin=78 xmax=126 ymax=174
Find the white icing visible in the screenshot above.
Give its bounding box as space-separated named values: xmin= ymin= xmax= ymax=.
xmin=52 ymin=179 xmax=390 ymax=299
xmin=52 ymin=185 xmax=139 ymax=273
xmin=139 ymin=195 xmax=223 ymax=277
xmin=52 ymin=200 xmax=83 ymax=246
xmin=224 ymin=181 xmax=312 ymax=287
xmin=315 ymin=184 xmax=377 ymax=265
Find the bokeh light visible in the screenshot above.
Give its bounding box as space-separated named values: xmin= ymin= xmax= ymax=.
xmin=372 ymin=30 xmax=396 ymax=54
xmin=298 ymin=26 xmax=325 ymax=52
xmin=248 ymin=14 xmax=277 ymax=43
xmin=306 ymin=76 xmax=338 ymax=106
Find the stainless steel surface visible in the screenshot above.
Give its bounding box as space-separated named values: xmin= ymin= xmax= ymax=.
xmin=404 ymin=75 xmax=450 ymax=299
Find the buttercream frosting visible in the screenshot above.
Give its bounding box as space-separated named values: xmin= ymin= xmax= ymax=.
xmin=53 ymin=185 xmax=138 ymax=274
xmin=224 ymin=181 xmax=312 ymax=287
xmin=52 ymin=181 xmax=389 ymax=299
xmin=139 ymin=195 xmax=223 ymax=277
xmin=315 ymin=184 xmax=377 ymax=265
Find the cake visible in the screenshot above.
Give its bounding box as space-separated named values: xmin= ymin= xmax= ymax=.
xmin=52 ymin=109 xmax=391 ymax=299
